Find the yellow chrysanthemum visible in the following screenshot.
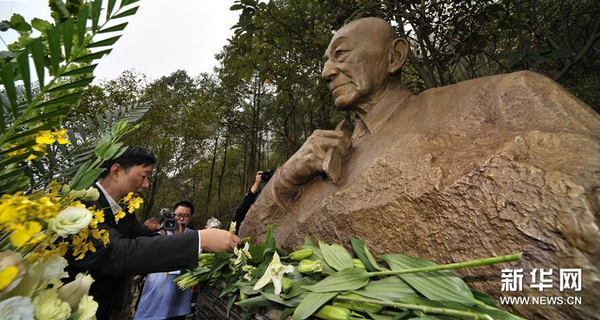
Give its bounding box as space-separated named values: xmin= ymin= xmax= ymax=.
xmin=9 ymin=221 xmax=42 ymax=247
xmin=0 ymin=266 xmax=19 ymax=290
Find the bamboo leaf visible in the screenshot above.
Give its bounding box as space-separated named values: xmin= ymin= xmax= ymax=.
xmin=46 ymin=25 xmax=61 ymax=75
xmin=62 ymin=64 xmax=97 ymax=77
xmin=91 ymin=0 xmax=102 ymax=32
xmin=86 ymin=35 xmax=121 ymax=49
xmin=350 ymin=237 xmax=382 ymax=272
xmin=30 ymin=38 xmax=45 ymax=89
xmin=73 ymin=49 xmax=112 ymax=62
xmin=0 ymin=139 xmax=36 ymax=156
xmin=120 ymin=0 xmax=139 ymax=8
xmin=106 ymin=0 xmax=117 ymax=19
xmin=1 ymin=62 xmax=18 ymax=116
xmin=0 ymin=166 xmax=27 ymax=182
xmin=112 ymin=6 xmax=139 ymax=19
xmin=0 ymin=152 xmax=29 ymax=168
xmin=77 ymin=5 xmax=89 ymax=45
xmin=23 ymin=106 xmax=70 ymax=124
xmin=61 ymin=19 xmax=74 ymax=61
xmin=319 ymin=240 xmax=354 ymax=271
xmin=302 ymin=268 xmax=369 ymax=293
xmin=34 ymin=92 xmax=82 ymax=109
xmin=353 ymin=276 xmax=416 ymax=302
xmin=6 ymin=122 xmax=55 ymax=142
xmin=16 ymin=50 xmax=32 ymax=102
xmin=47 ymin=77 xmax=94 ymax=92
xmin=380 ymin=254 xmax=475 ymax=306
xmin=98 ymin=22 xmax=128 ymax=34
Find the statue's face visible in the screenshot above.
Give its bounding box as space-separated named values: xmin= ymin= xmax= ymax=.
xmin=322 ymin=22 xmax=390 ymax=110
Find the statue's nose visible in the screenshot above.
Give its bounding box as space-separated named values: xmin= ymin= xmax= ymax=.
xmin=321 ymin=60 xmax=337 ymax=82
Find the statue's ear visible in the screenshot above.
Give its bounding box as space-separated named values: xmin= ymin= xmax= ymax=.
xmin=388 ymin=38 xmax=408 ymax=74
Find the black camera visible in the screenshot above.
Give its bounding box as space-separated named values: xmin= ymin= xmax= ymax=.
xmin=261 ymin=169 xmax=274 ymax=183
xmin=159 ymin=208 xmax=178 ymax=232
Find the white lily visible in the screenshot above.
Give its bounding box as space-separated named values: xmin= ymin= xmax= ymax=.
xmin=233 ymin=242 xmax=252 ymax=266
xmin=252 ymin=252 xmax=294 ymax=294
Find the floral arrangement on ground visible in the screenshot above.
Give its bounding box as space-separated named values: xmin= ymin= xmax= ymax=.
xmin=176 ymin=224 xmax=525 ymax=320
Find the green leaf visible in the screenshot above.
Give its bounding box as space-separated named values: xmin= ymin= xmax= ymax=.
xmin=91 ymin=0 xmax=102 ymax=32
xmin=226 ymin=293 xmax=237 ymax=317
xmin=235 ymin=295 xmax=271 ymax=307
xmin=47 ymin=77 xmax=94 ymax=92
xmin=297 ymin=242 xmax=335 ymax=275
xmin=77 ymin=5 xmax=89 ymax=45
xmin=101 ymin=142 xmax=123 ymax=160
xmin=291 ymin=292 xmax=337 ymax=320
xmin=302 ymin=268 xmax=369 ymax=293
xmin=34 ymin=92 xmax=82 ymax=109
xmin=31 ymin=18 xmax=52 ymax=32
xmin=350 ymin=237 xmax=382 ymax=272
xmin=1 ymin=62 xmax=18 ymax=116
xmin=23 ymin=106 xmax=70 ymax=124
xmin=0 ymin=166 xmax=27 ymax=182
xmin=98 ymin=22 xmax=128 ymax=34
xmin=86 ymin=35 xmax=121 ymax=49
xmin=30 ymin=38 xmax=45 ymax=89
xmin=0 ymin=139 xmax=36 ymax=156
xmin=9 ymin=14 xmax=31 ymax=32
xmin=353 ymin=276 xmax=416 ymax=302
xmin=380 ymin=254 xmax=475 ymax=306
xmin=6 ymin=122 xmax=55 ymax=143
xmin=72 ymin=167 xmax=103 ymax=190
xmin=120 ymin=0 xmax=140 ymax=9
xmin=106 ymin=0 xmax=117 ymax=19
xmin=112 ymin=6 xmax=139 ymax=19
xmin=261 ymin=292 xmax=306 ymax=307
xmin=61 ymin=19 xmax=74 ymax=61
xmin=280 ymin=277 xmax=316 ymax=300
xmin=16 ymin=50 xmax=32 ymax=102
xmin=46 ymin=25 xmax=62 ymax=76
xmin=73 ymin=49 xmax=112 ymax=62
xmin=62 ymin=64 xmax=97 ymax=77
xmin=280 ymin=308 xmax=295 ymax=320
xmin=319 ymin=240 xmax=354 ymax=271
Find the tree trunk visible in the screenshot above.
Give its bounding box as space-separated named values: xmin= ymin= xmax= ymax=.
xmin=205 ymin=133 xmax=219 ymax=217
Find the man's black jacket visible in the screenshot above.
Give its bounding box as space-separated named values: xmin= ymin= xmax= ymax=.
xmin=232 ymin=189 xmax=258 ymax=235
xmin=66 ymin=184 xmax=199 ymax=320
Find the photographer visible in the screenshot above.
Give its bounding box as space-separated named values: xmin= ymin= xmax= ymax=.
xmin=135 ymin=202 xmax=195 ymax=320
xmin=232 ymin=170 xmax=272 ymax=235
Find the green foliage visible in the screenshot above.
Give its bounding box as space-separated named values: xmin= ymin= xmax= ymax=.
xmin=0 ymin=0 xmax=142 ymax=194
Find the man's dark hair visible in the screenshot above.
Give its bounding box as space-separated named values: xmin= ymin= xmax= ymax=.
xmin=145 ymin=217 xmax=159 ymax=224
xmin=173 ymin=200 xmax=195 ymax=215
xmin=98 ymin=146 xmax=156 ymax=179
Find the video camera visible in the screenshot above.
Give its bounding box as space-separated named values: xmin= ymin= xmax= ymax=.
xmin=159 ymin=208 xmax=182 ymax=232
xmin=261 ymin=169 xmax=274 ymax=183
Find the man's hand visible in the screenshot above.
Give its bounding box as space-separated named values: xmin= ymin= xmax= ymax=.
xmin=280 ymin=129 xmax=352 ymax=186
xmin=199 ymin=229 xmax=241 ymax=252
xmin=251 ymin=171 xmax=263 ymax=194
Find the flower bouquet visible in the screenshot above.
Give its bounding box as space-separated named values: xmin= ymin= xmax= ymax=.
xmin=176 ymin=225 xmax=525 ymax=320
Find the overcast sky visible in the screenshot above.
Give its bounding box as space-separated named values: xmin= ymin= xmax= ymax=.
xmin=0 ymin=0 xmax=240 ymax=82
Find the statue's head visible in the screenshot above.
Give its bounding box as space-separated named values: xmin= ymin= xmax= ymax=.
xmin=322 ymin=17 xmax=409 ymax=111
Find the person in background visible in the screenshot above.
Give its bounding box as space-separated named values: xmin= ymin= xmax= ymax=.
xmin=133 ymin=201 xmax=197 ymax=320
xmin=143 ymin=217 xmax=160 ymax=231
xmin=232 ymin=170 xmax=272 ymax=234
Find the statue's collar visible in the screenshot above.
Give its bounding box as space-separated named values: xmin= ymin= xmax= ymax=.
xmin=356 ymin=85 xmax=412 ymax=135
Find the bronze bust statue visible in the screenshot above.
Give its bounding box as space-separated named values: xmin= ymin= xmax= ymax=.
xmin=240 ymin=17 xmax=600 ymax=319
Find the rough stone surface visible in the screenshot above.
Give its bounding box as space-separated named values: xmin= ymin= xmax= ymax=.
xmin=240 ymin=71 xmax=600 ymax=320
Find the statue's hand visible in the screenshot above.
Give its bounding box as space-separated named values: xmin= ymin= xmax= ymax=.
xmin=280 ymin=129 xmax=352 ymax=187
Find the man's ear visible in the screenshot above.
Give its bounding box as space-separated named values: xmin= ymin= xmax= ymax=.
xmin=109 ymin=163 xmax=122 ymax=181
xmin=388 ymin=38 xmax=409 ymax=74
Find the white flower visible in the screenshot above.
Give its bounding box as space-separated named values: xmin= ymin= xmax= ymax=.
xmin=234 ymin=242 xmax=252 ymax=266
xmin=48 ymin=206 xmax=93 ymax=238
xmin=32 ymin=288 xmax=71 ymax=320
xmin=81 ymin=187 xmax=100 ymax=202
xmin=252 ymin=252 xmax=294 ymax=294
xmin=77 ymin=295 xmax=98 ymax=320
xmin=242 ymin=265 xmax=256 ymax=281
xmin=58 ymin=273 xmax=94 ymax=308
xmin=40 ymin=255 xmax=68 ymax=289
xmin=0 ymin=296 xmax=34 ymax=320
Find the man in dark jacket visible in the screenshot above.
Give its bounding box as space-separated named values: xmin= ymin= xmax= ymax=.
xmin=66 ymin=146 xmax=240 ymax=320
xmin=232 ymin=171 xmax=265 ymax=235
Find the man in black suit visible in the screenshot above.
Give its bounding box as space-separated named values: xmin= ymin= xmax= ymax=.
xmin=66 ymin=146 xmax=240 ymax=320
